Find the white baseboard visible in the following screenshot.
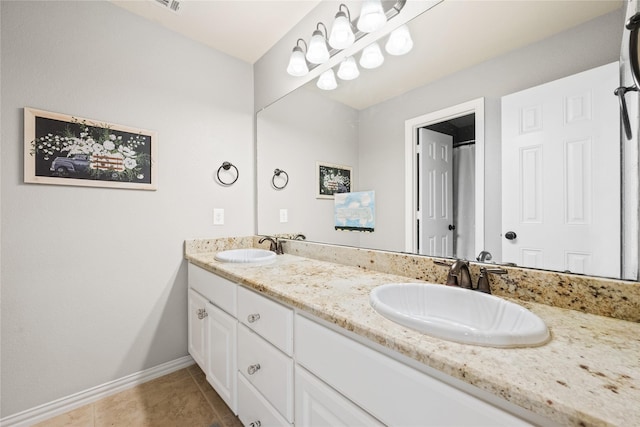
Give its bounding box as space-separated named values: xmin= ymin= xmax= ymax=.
xmin=0 ymin=355 xmax=195 ymax=427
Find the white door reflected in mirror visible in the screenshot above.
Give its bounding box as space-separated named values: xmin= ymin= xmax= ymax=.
xmin=501 ymin=62 xmax=620 ymax=278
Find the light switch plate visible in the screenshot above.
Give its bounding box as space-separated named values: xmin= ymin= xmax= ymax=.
xmin=279 ymin=209 xmax=288 ymax=223
xmin=213 ymin=208 xmax=224 ymax=225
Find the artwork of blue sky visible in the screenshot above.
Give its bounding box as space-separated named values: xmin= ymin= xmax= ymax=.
xmin=334 ymin=191 xmax=375 ymax=232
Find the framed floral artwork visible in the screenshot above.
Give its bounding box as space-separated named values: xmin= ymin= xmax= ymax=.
xmin=24 ymin=107 xmax=157 ymax=190
xmin=316 ymin=161 xmax=352 ymax=199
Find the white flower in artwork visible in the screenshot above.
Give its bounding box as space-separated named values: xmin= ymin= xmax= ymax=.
xmin=103 ymin=140 xmax=115 ymax=150
xmin=109 ymin=134 xmax=116 ymax=141
xmin=124 ymin=158 xmax=137 ymax=169
xmin=137 ymin=174 xmax=144 ymax=180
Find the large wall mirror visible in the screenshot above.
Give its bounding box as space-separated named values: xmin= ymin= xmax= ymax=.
xmin=257 ymin=0 xmax=637 ymax=281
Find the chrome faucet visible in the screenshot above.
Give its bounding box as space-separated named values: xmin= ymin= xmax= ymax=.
xmin=476 ymin=250 xmax=492 ymax=262
xmin=258 ymin=236 xmax=283 ymax=254
xmin=445 ymin=260 xmax=473 ymax=289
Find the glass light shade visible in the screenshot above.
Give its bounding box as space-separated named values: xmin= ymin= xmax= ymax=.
xmin=337 ymin=56 xmax=360 ymax=80
xmin=359 ymin=42 xmax=384 ymax=69
xmin=385 ymin=25 xmax=413 ymax=56
xmin=286 ymin=46 xmax=309 ymax=77
xmin=329 ymin=12 xmax=355 ymax=50
xmin=317 ymin=69 xmax=338 ymax=90
xmin=306 ymin=30 xmax=330 ymax=64
xmin=357 ymin=0 xmax=387 ymax=33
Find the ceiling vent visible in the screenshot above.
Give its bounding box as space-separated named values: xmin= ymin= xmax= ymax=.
xmin=153 ymin=0 xmax=181 ymax=14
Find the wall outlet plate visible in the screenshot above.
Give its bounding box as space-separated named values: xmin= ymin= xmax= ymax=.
xmin=280 ymin=209 xmax=288 ymax=223
xmin=213 ymin=208 xmax=224 ymax=225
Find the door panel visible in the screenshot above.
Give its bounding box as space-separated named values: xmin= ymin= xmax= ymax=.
xmin=502 ymin=62 xmax=620 ymax=277
xmin=419 ymin=128 xmax=453 ymax=257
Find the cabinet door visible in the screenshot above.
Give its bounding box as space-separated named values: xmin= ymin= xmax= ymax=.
xmin=206 ymin=302 xmax=237 ymax=414
xmin=296 ymin=365 xmax=383 ymax=427
xmin=188 ymin=289 xmax=208 ymax=371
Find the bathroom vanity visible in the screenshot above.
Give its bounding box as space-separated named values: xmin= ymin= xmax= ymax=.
xmin=185 ymin=236 xmax=640 ymax=427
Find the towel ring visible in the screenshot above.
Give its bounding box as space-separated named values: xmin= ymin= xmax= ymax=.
xmin=217 ymin=161 xmax=239 ymax=186
xmin=272 ymin=168 xmax=289 ymax=190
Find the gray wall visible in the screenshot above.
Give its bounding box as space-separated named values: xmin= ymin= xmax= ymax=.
xmin=1 ymin=1 xmax=253 ymax=417
xmin=257 ymin=88 xmax=360 ymax=246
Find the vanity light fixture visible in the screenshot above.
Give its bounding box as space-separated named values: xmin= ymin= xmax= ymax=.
xmin=317 ymin=68 xmax=338 ymax=90
xmin=385 ymin=24 xmax=413 ymax=55
xmin=306 ymin=23 xmax=330 ymax=64
xmin=359 ymin=42 xmax=384 ymax=69
xmin=286 ymin=39 xmax=309 ymax=77
xmin=357 ymin=0 xmax=387 ymax=33
xmin=337 ymin=56 xmax=360 ymax=80
xmin=329 ymin=4 xmax=355 ymax=50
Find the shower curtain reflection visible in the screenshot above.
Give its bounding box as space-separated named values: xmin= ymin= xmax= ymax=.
xmin=453 ymin=143 xmax=475 ymax=260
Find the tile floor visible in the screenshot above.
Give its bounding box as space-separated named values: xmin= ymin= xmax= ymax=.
xmin=34 ymin=364 xmax=243 ymax=427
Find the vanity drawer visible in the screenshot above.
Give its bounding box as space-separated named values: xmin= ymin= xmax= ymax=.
xmin=238 ymin=324 xmax=293 ymax=422
xmin=188 ymin=263 xmax=237 ymax=316
xmin=238 ymin=373 xmax=291 ymax=427
xmin=237 ymin=286 xmax=293 ymax=355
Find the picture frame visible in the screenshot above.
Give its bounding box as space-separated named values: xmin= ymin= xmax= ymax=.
xmin=316 ymin=161 xmax=352 ymax=199
xmin=24 ymin=107 xmax=158 ymax=190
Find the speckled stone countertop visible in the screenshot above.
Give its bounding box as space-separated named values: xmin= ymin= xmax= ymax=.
xmin=184 ymin=237 xmax=640 ymax=427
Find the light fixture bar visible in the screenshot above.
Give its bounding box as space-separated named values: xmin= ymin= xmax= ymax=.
xmin=306 ymin=0 xmax=406 ymax=73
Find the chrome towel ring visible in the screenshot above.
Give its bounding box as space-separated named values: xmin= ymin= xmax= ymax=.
xmin=217 ymin=161 xmax=238 ymax=186
xmin=272 ymin=168 xmax=289 ymax=189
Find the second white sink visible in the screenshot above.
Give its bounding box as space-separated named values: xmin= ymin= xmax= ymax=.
xmin=369 ymin=283 xmax=550 ymax=348
xmin=214 ymin=248 xmax=276 ymax=264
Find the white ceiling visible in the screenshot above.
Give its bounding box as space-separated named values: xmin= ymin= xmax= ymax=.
xmin=110 ymin=0 xmax=322 ymax=64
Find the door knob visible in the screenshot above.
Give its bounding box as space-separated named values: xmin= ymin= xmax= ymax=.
xmin=505 ymin=231 xmax=517 ymax=240
xmin=448 ymin=224 xmax=456 ymax=231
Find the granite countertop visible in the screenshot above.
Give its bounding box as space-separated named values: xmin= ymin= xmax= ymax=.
xmin=185 ymin=248 xmax=640 ymax=427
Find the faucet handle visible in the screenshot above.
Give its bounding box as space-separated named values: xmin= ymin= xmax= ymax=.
xmin=476 ymin=267 xmax=507 ymax=294
xmin=481 ymin=267 xmax=508 ymax=275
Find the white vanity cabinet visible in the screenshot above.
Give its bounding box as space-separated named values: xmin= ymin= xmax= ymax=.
xmin=188 ymin=262 xmax=537 ymax=427
xmin=295 ymin=314 xmax=533 ymax=427
xmin=187 ymin=264 xmax=238 ymax=413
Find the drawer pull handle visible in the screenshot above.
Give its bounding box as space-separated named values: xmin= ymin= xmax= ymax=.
xmin=197 ymin=308 xmax=208 ymax=320
xmin=247 ymin=364 xmax=261 ymax=375
xmin=247 ymin=313 xmax=260 ymax=323
xmin=249 ymin=422 xmax=261 ymax=427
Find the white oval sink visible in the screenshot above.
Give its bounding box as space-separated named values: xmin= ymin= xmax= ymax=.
xmin=214 ymin=248 xmax=276 ymax=264
xmin=370 ymin=283 xmax=550 ymax=348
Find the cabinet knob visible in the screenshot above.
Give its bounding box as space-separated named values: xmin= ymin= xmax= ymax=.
xmin=247 ymin=313 xmax=260 ymax=323
xmin=197 ymin=308 xmax=208 ymax=320
xmin=249 ymin=422 xmax=261 ymax=427
xmin=247 ymin=364 xmax=261 ymax=375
